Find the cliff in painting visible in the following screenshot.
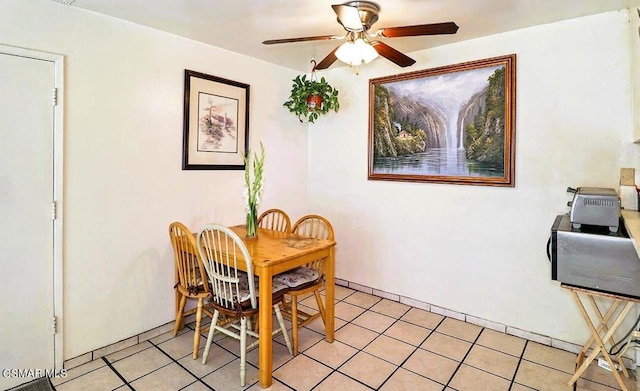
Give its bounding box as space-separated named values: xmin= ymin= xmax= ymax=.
xmin=372 ymin=65 xmax=506 ymax=174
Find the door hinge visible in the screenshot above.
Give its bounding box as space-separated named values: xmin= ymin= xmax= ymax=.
xmin=52 ymin=88 xmax=58 ymax=106
xmin=51 ymin=201 xmax=57 ymax=220
xmin=52 ymin=316 xmax=57 ymax=335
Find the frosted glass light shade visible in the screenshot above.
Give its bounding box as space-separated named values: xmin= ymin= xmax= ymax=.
xmin=335 ymin=39 xmax=378 ymax=66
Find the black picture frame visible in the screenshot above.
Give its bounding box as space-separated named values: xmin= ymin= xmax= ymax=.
xmin=182 ymin=70 xmax=250 ymax=170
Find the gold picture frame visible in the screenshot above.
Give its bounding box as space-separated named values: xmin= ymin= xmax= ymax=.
xmin=368 ymin=54 xmax=516 ymax=187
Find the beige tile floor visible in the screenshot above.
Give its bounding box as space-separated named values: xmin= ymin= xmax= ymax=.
xmin=51 ymin=286 xmax=638 ymax=391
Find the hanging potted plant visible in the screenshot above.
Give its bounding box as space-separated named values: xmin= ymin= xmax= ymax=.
xmin=283 ymin=70 xmax=340 ymax=123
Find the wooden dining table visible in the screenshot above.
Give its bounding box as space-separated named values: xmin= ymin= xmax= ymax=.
xmin=223 ymin=225 xmax=336 ymax=388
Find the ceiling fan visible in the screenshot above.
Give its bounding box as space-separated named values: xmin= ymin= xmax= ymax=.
xmin=262 ymin=1 xmax=459 ymax=70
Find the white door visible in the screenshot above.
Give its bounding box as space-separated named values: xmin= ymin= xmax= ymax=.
xmin=0 ymin=47 xmax=63 ymax=389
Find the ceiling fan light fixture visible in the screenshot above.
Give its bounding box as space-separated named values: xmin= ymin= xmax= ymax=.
xmin=263 ymin=2 xmax=458 ymax=70
xmin=335 ymin=38 xmax=378 ymax=66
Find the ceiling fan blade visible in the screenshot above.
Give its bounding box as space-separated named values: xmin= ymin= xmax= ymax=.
xmin=375 ymin=22 xmax=459 ymax=38
xmin=313 ymin=47 xmax=339 ymax=70
xmin=332 ymin=4 xmax=363 ymax=31
xmin=262 ymin=35 xmax=341 ymax=45
xmin=371 ymin=41 xmax=416 ymax=67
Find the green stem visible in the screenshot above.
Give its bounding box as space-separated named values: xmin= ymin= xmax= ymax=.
xmin=246 ymin=203 xmax=257 ymax=237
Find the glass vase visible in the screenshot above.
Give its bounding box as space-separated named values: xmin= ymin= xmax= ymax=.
xmin=246 ymin=206 xmax=258 ymax=239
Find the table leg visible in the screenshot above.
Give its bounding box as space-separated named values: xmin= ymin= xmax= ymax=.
xmin=568 ymin=291 xmax=634 ymax=391
xmin=586 ymin=297 xmax=630 ymax=378
xmin=588 ymin=296 xmax=622 ymax=346
xmin=593 ymin=302 xmax=634 ymax=391
xmin=257 ymin=267 xmax=273 ymax=389
xmin=325 ymin=246 xmax=335 ymax=342
xmin=575 ymin=297 xmax=619 ymax=368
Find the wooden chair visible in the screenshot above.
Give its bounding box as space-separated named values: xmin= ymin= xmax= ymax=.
xmin=257 ymin=208 xmax=291 ymax=232
xmin=275 ymin=214 xmax=334 ymax=355
xmin=197 ymin=224 xmax=293 ymax=387
xmin=169 ymin=221 xmax=213 ymax=359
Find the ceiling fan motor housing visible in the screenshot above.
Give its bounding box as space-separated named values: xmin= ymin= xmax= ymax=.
xmin=338 ymin=1 xmax=380 ymax=31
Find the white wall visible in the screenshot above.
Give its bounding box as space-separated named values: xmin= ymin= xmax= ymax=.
xmin=1 ymin=0 xmax=636 ymax=361
xmin=309 ymin=10 xmax=636 ymax=345
xmin=0 ymin=0 xmax=306 ymax=359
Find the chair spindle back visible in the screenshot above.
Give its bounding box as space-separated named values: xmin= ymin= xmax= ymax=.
xmin=169 ymin=222 xmax=209 ymax=294
xmin=292 ymin=215 xmax=334 ymax=273
xmin=197 ymin=224 xmax=257 ymax=310
xmin=257 ymin=209 xmax=291 ymax=232
xmin=292 ymin=215 xmax=334 ymax=241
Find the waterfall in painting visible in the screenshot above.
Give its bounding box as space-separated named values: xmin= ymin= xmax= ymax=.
xmin=371 ymin=64 xmax=507 ymax=178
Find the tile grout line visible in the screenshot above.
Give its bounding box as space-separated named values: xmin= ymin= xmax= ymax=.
xmin=101 ymin=357 xmax=135 ymax=391
xmin=313 ymin=299 xmax=507 ymax=390
xmin=342 ymin=280 xmax=595 ymax=359
xmin=76 ymin=286 xmax=602 ymax=390
xmin=334 ymin=294 xmax=397 ymax=390
xmin=316 ymin=302 xmax=449 ymax=390
xmin=64 ymin=282 xmax=588 ymax=374
xmin=289 ymin=292 xmax=372 ymax=390
xmin=288 ymin=291 xmax=377 ymax=390
xmin=196 ymin=290 xmax=356 ymax=389
xmin=187 ymin=310 xmax=314 ymax=389
xmin=456 ymin=336 xmax=535 ymax=386
xmin=443 ymin=326 xmax=484 ymax=389
xmin=375 ymin=316 xmax=445 ymax=390
xmin=148 ymin=340 xmax=217 ymax=391
xmin=508 ymin=338 xmax=529 ymax=390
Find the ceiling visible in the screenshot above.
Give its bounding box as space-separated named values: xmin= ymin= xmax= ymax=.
xmin=67 ymin=0 xmax=639 ymax=72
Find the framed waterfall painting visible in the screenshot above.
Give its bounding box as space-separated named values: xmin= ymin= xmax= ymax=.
xmin=368 ymin=54 xmax=516 ymax=187
xmin=182 ymin=70 xmax=250 ymax=170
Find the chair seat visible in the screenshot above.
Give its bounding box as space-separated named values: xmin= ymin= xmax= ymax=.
xmin=275 ymin=266 xmax=320 ymax=289
xmin=254 ymin=274 xmax=290 ymax=296
xmin=214 ymin=272 xmax=290 ymax=309
xmin=176 ymin=283 xmax=209 ymax=296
